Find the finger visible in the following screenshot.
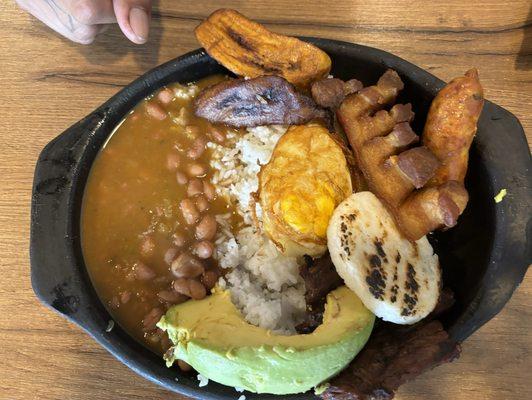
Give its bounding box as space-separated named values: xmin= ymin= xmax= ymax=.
xmin=69 ymin=0 xmax=116 ymax=25
xmin=70 ymin=23 xmax=109 ymax=44
xmin=16 ymin=0 xmax=102 ymax=44
xmin=113 ymin=0 xmax=152 ymax=44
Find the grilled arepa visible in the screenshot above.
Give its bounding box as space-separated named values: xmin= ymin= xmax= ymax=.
xmin=258 ymin=124 xmax=352 ymax=257
xmin=327 ymin=191 xmax=440 ymax=324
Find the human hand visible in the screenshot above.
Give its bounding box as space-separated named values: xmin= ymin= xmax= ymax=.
xmin=15 ymin=0 xmax=152 ymax=44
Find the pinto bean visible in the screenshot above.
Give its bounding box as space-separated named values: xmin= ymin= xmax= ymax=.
xmin=201 ymin=270 xmax=220 ymax=290
xmin=166 ymin=153 xmax=181 ymax=171
xmin=140 ymin=236 xmax=155 ymax=257
xmin=195 ymin=195 xmax=210 ymax=212
xmin=187 ymin=136 xmax=208 ymax=160
xmin=194 ymin=241 xmax=214 ymax=259
xmin=134 ymin=261 xmax=156 ymax=280
xmin=209 ymin=127 xmax=226 ymax=143
xmin=176 ymin=171 xmax=188 ymax=185
xmin=202 ymin=181 xmax=216 ymax=201
xmin=172 ymin=232 xmax=187 ymax=247
xmin=164 ymin=248 xmax=179 ymax=265
xmin=187 ymin=179 xmax=203 ymax=197
xmin=177 ymin=360 xmax=192 ymax=372
xmin=120 ymin=291 xmax=131 ymax=304
xmin=161 ymin=332 xmax=172 ymax=353
xmin=157 ymin=289 xmax=187 ymax=304
xmin=189 ymin=280 xmax=207 ymax=300
xmin=146 ymin=102 xmax=167 ymax=120
xmin=173 ymin=278 xmax=207 ymax=300
xmin=186 ymin=162 xmax=207 ymax=177
xmin=195 ymin=215 xmax=217 ymax=241
xmin=158 ymin=88 xmax=175 ymax=104
xmin=110 ymin=295 xmax=120 ymax=309
xmin=142 ymin=307 xmax=164 ymax=331
xmin=180 ymin=199 xmax=199 ymax=225
xmin=147 ymin=330 xmax=162 ymax=344
xmin=185 ymin=125 xmax=201 ymax=138
xmin=172 ymin=278 xmax=189 ymax=296
xmin=171 ymin=253 xmax=204 ymax=278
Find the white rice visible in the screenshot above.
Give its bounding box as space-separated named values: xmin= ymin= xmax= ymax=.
xmin=209 ymin=126 xmax=307 ymax=334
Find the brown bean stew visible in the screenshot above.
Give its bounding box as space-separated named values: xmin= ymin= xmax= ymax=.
xmin=81 ymin=75 xmax=238 ymax=354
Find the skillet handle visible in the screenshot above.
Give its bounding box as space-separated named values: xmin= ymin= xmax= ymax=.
xmin=30 ymin=110 xmax=109 ymax=326
xmin=448 ymin=101 xmax=532 ymax=341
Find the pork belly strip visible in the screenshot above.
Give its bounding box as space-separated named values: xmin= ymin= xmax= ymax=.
xmin=311 ymin=78 xmax=363 ymax=109
xmin=337 ymin=70 xmax=471 ymax=241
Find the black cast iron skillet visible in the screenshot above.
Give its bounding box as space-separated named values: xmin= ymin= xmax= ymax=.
xmin=30 ymin=38 xmax=531 ymax=400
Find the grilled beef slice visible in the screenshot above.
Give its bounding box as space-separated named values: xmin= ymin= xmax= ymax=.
xmin=322 ymin=320 xmax=460 ymax=400
xmin=296 ymin=253 xmax=344 ymax=334
xmin=194 ymin=75 xmax=328 ymax=127
xmin=300 ymin=253 xmax=344 ymax=305
xmin=321 ymin=288 xmax=459 ymax=400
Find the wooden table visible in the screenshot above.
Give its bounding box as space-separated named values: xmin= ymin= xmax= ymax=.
xmin=0 ymin=1 xmax=530 ymax=399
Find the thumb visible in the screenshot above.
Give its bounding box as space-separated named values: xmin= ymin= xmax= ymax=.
xmin=113 ymin=0 xmax=152 ymax=44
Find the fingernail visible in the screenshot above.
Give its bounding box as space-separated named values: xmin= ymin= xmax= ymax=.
xmin=129 ymin=7 xmax=149 ymax=43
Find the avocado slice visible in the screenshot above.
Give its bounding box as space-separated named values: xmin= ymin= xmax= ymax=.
xmin=158 ymin=286 xmax=375 ymax=394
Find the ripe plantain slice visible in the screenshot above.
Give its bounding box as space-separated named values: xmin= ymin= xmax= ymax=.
xmin=195 ymin=9 xmax=331 ymax=88
xmin=327 ymin=191 xmax=440 ymax=324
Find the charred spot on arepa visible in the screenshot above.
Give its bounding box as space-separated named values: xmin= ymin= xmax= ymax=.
xmin=401 ymin=292 xmax=419 ymax=316
xmin=366 ymin=269 xmax=386 ymax=300
xmin=406 ymin=263 xmax=420 ymax=294
xmin=369 ymin=254 xmax=381 ymax=268
xmin=374 ymin=239 xmax=386 ymax=258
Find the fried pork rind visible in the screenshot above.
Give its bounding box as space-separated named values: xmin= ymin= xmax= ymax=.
xmin=195 ymin=9 xmax=331 ymax=88
xmin=337 ymin=69 xmax=482 ymax=241
xmin=258 ymin=124 xmax=352 ymax=257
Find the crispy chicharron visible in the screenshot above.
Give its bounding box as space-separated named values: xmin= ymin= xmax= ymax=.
xmin=195 ymin=9 xmax=331 ymax=88
xmin=337 ymin=69 xmax=483 ymax=240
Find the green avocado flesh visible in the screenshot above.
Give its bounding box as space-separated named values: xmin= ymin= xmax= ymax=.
xmin=157 ymin=286 xmax=374 ymax=395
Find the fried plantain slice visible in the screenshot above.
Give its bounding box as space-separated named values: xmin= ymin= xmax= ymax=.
xmin=195 ymin=9 xmax=331 ymax=88
xmin=193 ymin=76 xmax=328 ymax=127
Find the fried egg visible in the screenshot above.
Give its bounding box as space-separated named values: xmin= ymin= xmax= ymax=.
xmin=258 ymin=124 xmax=352 ymax=257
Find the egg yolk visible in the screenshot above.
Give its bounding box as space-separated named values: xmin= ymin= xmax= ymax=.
xmin=280 ymin=185 xmax=336 ymax=238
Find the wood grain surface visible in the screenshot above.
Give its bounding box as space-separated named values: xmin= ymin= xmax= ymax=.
xmin=0 ymin=1 xmax=530 ymax=399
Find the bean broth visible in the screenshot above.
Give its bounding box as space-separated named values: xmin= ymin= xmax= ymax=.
xmin=81 ymin=75 xmax=238 ymax=354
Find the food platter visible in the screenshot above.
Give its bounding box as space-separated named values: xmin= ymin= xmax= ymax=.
xmin=30 ymin=34 xmax=531 ymax=399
